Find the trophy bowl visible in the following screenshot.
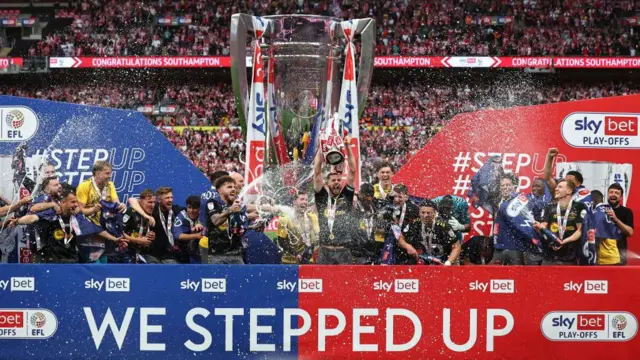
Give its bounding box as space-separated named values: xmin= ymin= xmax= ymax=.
xmin=231 ymin=14 xmax=375 ymax=196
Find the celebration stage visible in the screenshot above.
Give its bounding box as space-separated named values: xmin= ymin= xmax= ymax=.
xmin=0 ymin=264 xmax=638 ymax=359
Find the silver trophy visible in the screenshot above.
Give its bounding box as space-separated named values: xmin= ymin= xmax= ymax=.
xmin=231 ymin=14 xmax=375 ymax=194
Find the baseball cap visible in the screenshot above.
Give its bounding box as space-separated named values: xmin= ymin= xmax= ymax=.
xmin=360 ymin=183 xmax=374 ymax=196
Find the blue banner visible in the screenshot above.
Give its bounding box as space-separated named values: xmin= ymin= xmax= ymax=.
xmin=0 ymin=96 xmax=209 ymax=202
xmin=0 ymin=96 xmax=210 ymax=263
xmin=0 ymin=264 xmax=299 ymax=359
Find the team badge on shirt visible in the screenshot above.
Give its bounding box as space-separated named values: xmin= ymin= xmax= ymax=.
xmin=54 ymin=229 xmax=65 ymax=241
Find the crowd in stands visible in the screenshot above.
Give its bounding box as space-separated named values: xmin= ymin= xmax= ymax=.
xmin=163 ymin=126 xmax=245 ymax=176
xmin=2 ymin=79 xmax=639 ymax=181
xmin=22 ymin=0 xmax=640 ymax=57
xmin=0 ymin=83 xmax=238 ymax=127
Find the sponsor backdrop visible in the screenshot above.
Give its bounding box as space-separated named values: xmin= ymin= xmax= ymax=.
xmin=0 ymin=265 xmax=639 ymax=359
xmin=395 ymin=94 xmax=640 ymax=263
xmin=0 ymin=96 xmax=210 ymax=263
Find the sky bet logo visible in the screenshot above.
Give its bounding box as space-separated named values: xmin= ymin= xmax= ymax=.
xmin=84 ymin=278 xmax=130 ymax=292
xmin=342 ymin=89 xmax=355 ymax=130
xmin=574 ymin=117 xmax=602 ymax=134
xmin=373 ymin=279 xmax=419 ymax=293
xmin=469 ymin=279 xmax=514 ymax=293
xmin=552 ymin=314 xmax=605 ymax=330
xmin=0 ymin=277 xmax=35 ymax=292
xmin=251 ymin=92 xmax=266 ymax=136
xmin=541 ymin=311 xmax=638 ymax=341
xmin=563 ymin=280 xmax=608 ymax=294
xmin=574 ymin=116 xmax=638 ymax=136
xmin=276 ymin=279 xmax=323 ymax=293
xmin=180 ymin=278 xmax=226 ymax=293
xmin=562 ymin=112 xmax=640 ymax=148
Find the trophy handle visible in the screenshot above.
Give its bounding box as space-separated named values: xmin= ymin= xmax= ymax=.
xmin=354 ymin=18 xmax=376 ymax=118
xmin=230 ymin=14 xmax=257 ymax=135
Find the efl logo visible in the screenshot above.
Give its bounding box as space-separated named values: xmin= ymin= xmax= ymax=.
xmin=0 ymin=309 xmax=58 ymax=339
xmin=0 ymin=311 xmax=23 ymax=328
xmin=0 ymin=107 xmax=39 ymax=142
xmin=299 ymin=279 xmax=323 ymax=293
xmin=541 ymin=311 xmax=639 ymax=342
xmin=605 ymin=116 xmax=638 ymax=136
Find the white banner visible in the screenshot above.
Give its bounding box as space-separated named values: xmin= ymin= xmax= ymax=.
xmin=337 ymin=20 xmax=361 ymax=189
xmin=244 ymin=17 xmax=268 ymax=193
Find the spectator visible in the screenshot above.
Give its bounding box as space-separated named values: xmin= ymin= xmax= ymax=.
xmin=22 ymin=0 xmax=640 ymax=57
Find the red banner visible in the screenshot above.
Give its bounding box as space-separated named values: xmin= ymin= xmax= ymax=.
xmin=374 ymin=56 xmax=446 ymax=68
xmin=553 ymin=57 xmax=640 ymax=69
xmin=0 ymin=58 xmax=23 ymax=69
xmin=49 ymin=56 xmax=231 ymax=68
xmin=375 ymin=56 xmax=640 ymax=69
xmin=394 ymin=94 xmax=640 ymax=262
xmin=297 ymin=266 xmax=640 ymax=359
xmin=42 ymin=56 xmax=640 ymax=69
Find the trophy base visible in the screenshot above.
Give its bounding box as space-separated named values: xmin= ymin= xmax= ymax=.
xmin=324 ymin=151 xmax=345 ymax=166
